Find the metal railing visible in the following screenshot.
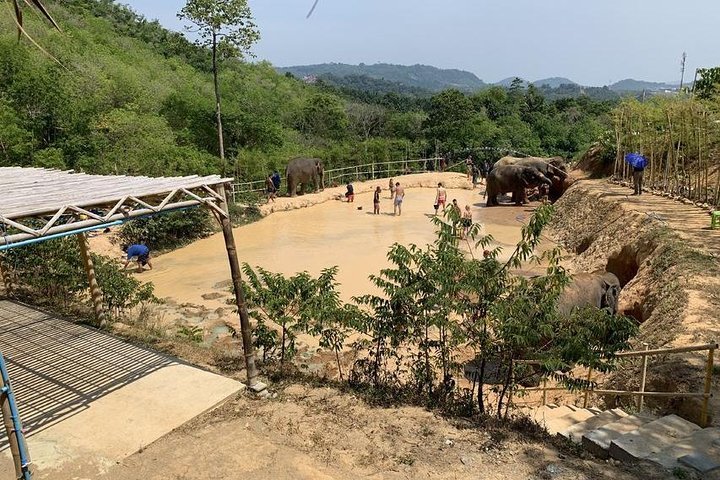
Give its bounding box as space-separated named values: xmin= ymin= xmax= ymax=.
xmin=516 ymin=342 xmax=717 ymax=426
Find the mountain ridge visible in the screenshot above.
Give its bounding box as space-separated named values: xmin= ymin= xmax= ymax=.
xmin=280 ymin=62 xmax=678 ymax=93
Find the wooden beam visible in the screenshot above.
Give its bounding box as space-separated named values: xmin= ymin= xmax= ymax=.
xmin=77 ymin=232 xmax=105 ymax=325
xmin=214 ymin=184 xmax=259 ymax=387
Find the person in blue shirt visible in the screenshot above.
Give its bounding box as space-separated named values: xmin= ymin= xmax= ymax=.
xmin=271 ymin=171 xmax=281 ymax=191
xmin=123 ymin=244 xmax=153 ymax=272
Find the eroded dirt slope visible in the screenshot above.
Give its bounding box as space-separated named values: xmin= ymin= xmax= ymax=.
xmin=552 ymin=178 xmax=720 ymax=423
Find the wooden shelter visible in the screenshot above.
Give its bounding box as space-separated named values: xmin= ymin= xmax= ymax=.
xmin=0 ymin=167 xmax=258 ymax=383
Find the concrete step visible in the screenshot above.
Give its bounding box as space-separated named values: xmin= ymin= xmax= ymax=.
xmin=560 ymin=409 xmax=629 ymax=444
xmin=525 ymin=405 xmax=576 ymax=424
xmin=582 ymin=414 xmax=656 ymax=459
xmin=609 ymin=414 xmax=702 ymax=463
xmin=545 ymin=408 xmax=598 ymax=435
xmin=645 ymin=427 xmax=720 ymax=472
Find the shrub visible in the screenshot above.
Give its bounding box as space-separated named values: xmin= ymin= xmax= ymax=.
xmin=117 ymin=208 xmax=215 ymax=252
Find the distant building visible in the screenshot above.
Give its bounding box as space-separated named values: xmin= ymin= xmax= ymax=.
xmin=302 ymin=75 xmax=318 ymax=84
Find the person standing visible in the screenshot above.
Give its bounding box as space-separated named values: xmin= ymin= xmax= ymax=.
xmin=394 ymin=182 xmax=405 ymax=216
xmin=123 ymin=243 xmax=152 ymax=273
xmin=389 ymin=178 xmax=395 ymax=199
xmin=461 ymin=205 xmax=473 ymax=238
xmin=373 ymin=186 xmax=381 ymax=214
xmin=434 ymin=182 xmax=447 ymax=215
xmin=271 ymin=170 xmax=281 ymax=191
xmin=345 ymin=183 xmax=355 ymax=202
xmin=465 ymin=156 xmax=474 ymax=181
xmin=265 ymin=174 xmax=277 ymax=202
xmin=632 ymin=165 xmax=644 ymax=195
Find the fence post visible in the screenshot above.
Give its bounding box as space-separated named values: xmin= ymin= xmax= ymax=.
xmin=372 ymin=163 xmax=375 ymax=180
xmin=638 ymin=342 xmax=649 ymax=411
xmin=355 ymin=166 xmax=359 ymax=181
xmin=583 ymin=367 xmax=593 ymax=408
xmin=701 ymin=346 xmax=715 ymax=427
xmin=542 ymin=377 xmax=547 ymax=406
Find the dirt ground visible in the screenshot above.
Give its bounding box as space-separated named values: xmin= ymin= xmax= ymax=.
xmin=97 ymin=383 xmax=669 ymax=480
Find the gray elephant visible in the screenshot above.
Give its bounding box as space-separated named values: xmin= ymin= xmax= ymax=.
xmin=557 ymin=271 xmax=621 ymax=317
xmin=286 ymin=157 xmax=325 ymax=197
xmin=485 ymin=165 xmax=552 ymax=206
xmin=494 ymin=156 xmax=568 ymax=180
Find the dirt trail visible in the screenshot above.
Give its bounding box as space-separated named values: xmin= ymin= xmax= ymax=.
xmin=576 ymin=178 xmax=720 ymax=257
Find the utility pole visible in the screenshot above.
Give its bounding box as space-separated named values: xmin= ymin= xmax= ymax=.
xmin=679 ymin=52 xmax=687 ymax=91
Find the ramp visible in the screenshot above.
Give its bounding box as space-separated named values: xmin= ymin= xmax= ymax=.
xmin=0 ymin=300 xmax=243 ymax=478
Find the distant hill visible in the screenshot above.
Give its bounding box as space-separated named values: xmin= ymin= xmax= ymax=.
xmin=609 ymin=79 xmax=678 ymax=92
xmin=532 ymin=77 xmax=578 ymax=88
xmin=277 ymin=63 xmax=486 ymax=92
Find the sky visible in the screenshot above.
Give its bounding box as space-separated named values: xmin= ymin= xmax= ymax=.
xmin=121 ymin=0 xmax=719 ymax=87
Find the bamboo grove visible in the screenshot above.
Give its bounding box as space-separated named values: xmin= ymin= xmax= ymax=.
xmin=613 ymin=94 xmax=720 ymax=204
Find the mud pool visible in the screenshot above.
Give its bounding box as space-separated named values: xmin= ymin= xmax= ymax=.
xmin=140 ymin=186 xmax=555 ymax=306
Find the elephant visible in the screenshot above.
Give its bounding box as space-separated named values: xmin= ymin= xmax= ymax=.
xmin=549 ymin=175 xmax=576 ymax=203
xmin=494 ymin=156 xmax=568 ymax=180
xmin=286 ymin=157 xmax=325 ymax=197
xmin=556 ymin=271 xmax=621 ymax=317
xmin=485 ymin=165 xmax=552 ymax=207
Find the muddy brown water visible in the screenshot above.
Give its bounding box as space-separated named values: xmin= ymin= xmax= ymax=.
xmin=140 ymin=187 xmax=556 ymax=305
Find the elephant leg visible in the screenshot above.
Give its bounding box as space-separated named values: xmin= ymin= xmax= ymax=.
xmin=289 ymin=180 xmax=296 ymax=197
xmin=513 ymin=189 xmax=524 ymax=206
xmin=299 ymin=182 xmax=305 ymax=195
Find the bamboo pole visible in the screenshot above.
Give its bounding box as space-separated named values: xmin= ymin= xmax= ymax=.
xmin=1 ymin=386 xmax=23 ymax=478
xmin=701 ymin=347 xmax=715 ymax=427
xmin=77 ymin=232 xmax=105 ymax=325
xmin=638 ymin=343 xmax=649 ymax=411
xmin=214 ymin=184 xmax=260 ymax=387
xmin=583 ymin=367 xmax=593 ymax=408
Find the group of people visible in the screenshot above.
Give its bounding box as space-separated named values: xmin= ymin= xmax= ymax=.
xmin=357 ymin=178 xmax=405 ymax=215
xmin=265 ymin=171 xmax=282 ymax=202
xmin=435 ymin=182 xmax=473 ymax=238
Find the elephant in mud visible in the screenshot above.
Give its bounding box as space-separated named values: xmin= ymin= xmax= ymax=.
xmin=557 ymin=271 xmax=621 ymax=317
xmin=492 ymin=156 xmax=571 ymax=203
xmin=493 ymin=156 xmax=568 ymax=179
xmin=485 ymin=165 xmax=552 ymax=207
xmin=286 ymin=157 xmax=325 ymax=197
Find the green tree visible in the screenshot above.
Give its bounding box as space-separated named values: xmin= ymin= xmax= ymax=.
xmin=299 ymin=93 xmax=349 ymax=140
xmin=179 ymin=0 xmax=260 ymax=174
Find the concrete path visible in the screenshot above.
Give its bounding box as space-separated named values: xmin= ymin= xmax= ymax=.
xmin=0 ymin=299 xmax=243 ymax=479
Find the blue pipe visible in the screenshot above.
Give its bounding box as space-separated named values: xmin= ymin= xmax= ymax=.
xmin=0 ymin=352 xmax=32 ymax=480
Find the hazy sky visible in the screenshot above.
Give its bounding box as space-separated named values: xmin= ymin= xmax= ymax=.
xmin=121 ymin=0 xmax=718 ymax=86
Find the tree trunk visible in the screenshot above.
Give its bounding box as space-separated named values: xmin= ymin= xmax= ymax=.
xmin=212 ymin=30 xmax=226 ymax=176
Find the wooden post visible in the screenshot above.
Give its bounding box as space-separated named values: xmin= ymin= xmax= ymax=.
xmin=215 ymin=184 xmax=259 ymax=387
xmin=638 ymin=343 xmax=649 ymax=411
xmin=583 ymin=367 xmax=593 ymax=408
xmin=0 ymin=255 xmax=13 ymax=296
xmin=77 ymin=232 xmax=105 ymax=324
xmin=701 ymin=347 xmax=715 ymax=427
xmin=1 ymin=355 xmax=29 ymax=480
xmin=542 ymin=377 xmax=547 ymax=406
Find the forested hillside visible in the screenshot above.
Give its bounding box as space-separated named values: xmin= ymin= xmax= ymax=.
xmin=0 ymin=0 xmax=616 ymax=184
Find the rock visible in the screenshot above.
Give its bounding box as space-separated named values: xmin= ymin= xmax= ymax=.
xmin=201 ymin=292 xmax=225 ymax=300
xmin=460 ymin=456 xmax=473 ymax=466
xmin=215 ymin=307 xmax=227 ymax=316
xmin=213 ymin=280 xmax=233 ymax=290
xmin=444 ymin=439 xmax=454 ymax=446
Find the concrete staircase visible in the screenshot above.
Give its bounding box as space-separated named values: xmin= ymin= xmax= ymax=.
xmin=523 ymin=404 xmax=720 ymax=475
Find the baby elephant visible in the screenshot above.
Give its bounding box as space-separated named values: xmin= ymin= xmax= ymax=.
xmin=557 ymin=271 xmax=621 ymax=317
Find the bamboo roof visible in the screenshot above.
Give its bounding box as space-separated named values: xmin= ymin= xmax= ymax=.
xmin=0 ymin=167 xmax=233 ymax=249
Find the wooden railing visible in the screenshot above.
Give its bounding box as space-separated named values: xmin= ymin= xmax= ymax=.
xmin=517 ymin=342 xmax=717 ymax=427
